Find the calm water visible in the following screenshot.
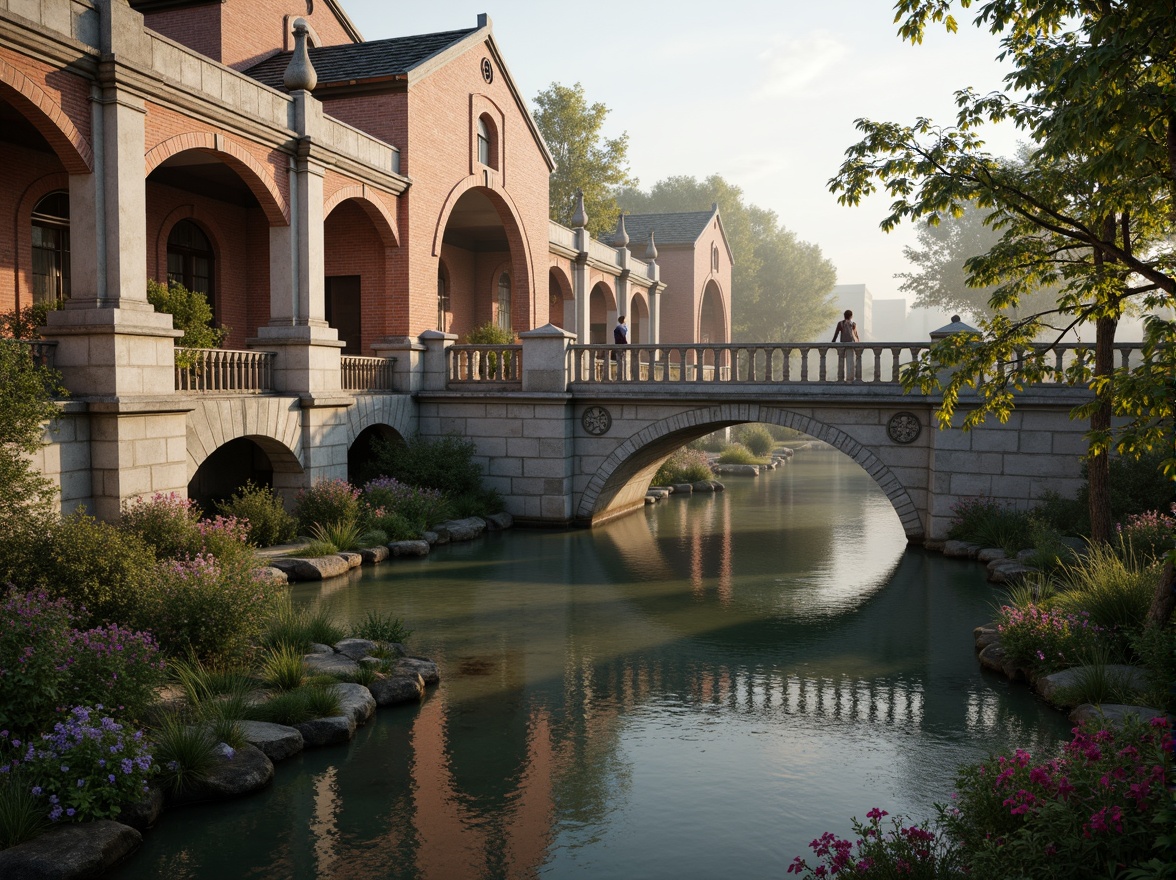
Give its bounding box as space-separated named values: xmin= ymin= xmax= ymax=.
xmin=114 ymin=450 xmax=1071 ymax=880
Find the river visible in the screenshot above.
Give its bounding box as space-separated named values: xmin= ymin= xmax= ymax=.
xmin=113 ymin=448 xmax=1072 ymax=879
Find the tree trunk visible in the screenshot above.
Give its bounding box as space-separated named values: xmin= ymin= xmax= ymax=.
xmin=1145 ymin=558 xmax=1175 ymax=629
xmin=1087 ymin=313 xmax=1117 ymax=545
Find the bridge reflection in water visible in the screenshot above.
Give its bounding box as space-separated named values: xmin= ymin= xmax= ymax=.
xmin=113 ymin=453 xmax=1072 ymax=880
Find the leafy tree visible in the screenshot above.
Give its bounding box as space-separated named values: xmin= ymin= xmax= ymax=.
xmin=618 ymin=175 xmax=838 ymax=342
xmin=829 ymin=0 xmax=1176 ymax=619
xmin=533 ymin=82 xmax=636 ymax=238
xmin=147 ymin=279 xmax=227 ymax=357
xmin=0 ymin=298 xmax=60 ymax=339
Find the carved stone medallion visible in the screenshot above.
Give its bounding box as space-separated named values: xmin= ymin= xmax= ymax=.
xmin=481 ymin=57 xmax=494 ymax=84
xmin=581 ymin=405 xmax=612 ymax=436
xmin=887 ymin=411 xmax=922 ymax=444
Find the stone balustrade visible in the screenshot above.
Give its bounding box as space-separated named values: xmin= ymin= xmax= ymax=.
xmin=174 ymin=348 xmax=275 ymax=392
xmin=446 ymin=344 xmax=523 ymax=384
xmin=341 ymin=356 xmax=397 ymax=392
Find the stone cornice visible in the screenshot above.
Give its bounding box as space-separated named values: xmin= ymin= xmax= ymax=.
xmin=0 ymin=16 xmax=100 ymax=77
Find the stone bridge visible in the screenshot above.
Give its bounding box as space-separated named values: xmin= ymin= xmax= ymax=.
xmin=32 ymin=328 xmax=1127 ymax=543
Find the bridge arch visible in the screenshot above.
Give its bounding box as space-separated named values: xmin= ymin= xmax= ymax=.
xmin=186 ymin=397 xmax=303 ymax=479
xmin=576 ymin=404 xmax=923 ymax=540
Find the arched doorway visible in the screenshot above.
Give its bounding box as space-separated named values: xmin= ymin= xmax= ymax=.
xmin=589 ymin=282 xmax=615 ymax=344
xmin=630 ymin=291 xmax=650 ymax=344
xmin=189 ymin=437 xmax=280 ymax=514
xmin=324 ymin=198 xmax=395 ymax=355
xmin=347 ymin=424 xmax=406 ymax=487
xmin=699 ymin=280 xmax=727 ymax=344
xmin=548 ymin=267 xmax=572 ymax=330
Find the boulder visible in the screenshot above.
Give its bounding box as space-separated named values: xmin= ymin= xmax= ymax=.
xmin=987 ymin=561 xmax=1035 ymax=585
xmin=0 ymin=820 xmax=141 ymax=880
xmin=977 ymin=547 xmax=1007 ymax=563
xmin=334 ymin=638 xmax=378 ymax=661
xmin=294 ymin=715 xmax=356 ymax=747
xmin=1036 ymin=665 xmax=1151 ymax=706
xmin=395 ymin=657 xmax=440 ymax=686
xmin=973 ymin=624 xmax=1000 ymax=650
xmin=338 ymin=551 xmax=363 ymax=569
xmin=256 ymin=566 xmax=288 ymax=584
xmin=117 ymin=785 xmax=164 ymax=831
xmin=1069 ymin=703 xmax=1168 ymax=727
xmin=978 ymin=643 xmax=1025 ymax=680
xmin=270 ymin=555 xmax=350 ymax=581
xmin=332 ymin=682 xmax=376 ymax=726
xmin=307 ymin=643 xmax=334 ymax=655
xmin=941 ymin=540 xmax=979 ymax=559
xmin=434 ymin=517 xmax=486 ymax=542
xmin=485 ymin=511 xmax=513 ymax=530
xmin=672 ymin=483 xmax=694 ymax=494
xmin=368 ymin=673 xmax=426 ymax=706
xmin=166 ymin=743 xmax=274 ymax=806
xmin=387 ymin=540 xmax=430 ymax=558
xmin=359 ymin=545 xmax=390 ymax=564
xmin=423 ymin=530 xmax=443 ymax=545
xmin=302 ymin=652 xmax=359 ymax=677
xmin=239 ymin=720 xmax=303 ymax=762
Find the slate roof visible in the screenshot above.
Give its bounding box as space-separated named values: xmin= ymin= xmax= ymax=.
xmin=245 ymin=28 xmax=477 ymax=91
xmin=605 ymin=210 xmax=716 ymax=247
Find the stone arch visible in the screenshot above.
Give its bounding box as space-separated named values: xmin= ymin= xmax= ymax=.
xmin=0 ymin=60 xmax=92 ymax=173
xmin=343 ymin=394 xmax=417 ymax=451
xmin=431 ymin=177 xmax=534 ymax=277
xmin=145 ymin=133 xmax=288 ymax=225
xmin=324 ymin=186 xmax=399 ymax=246
xmin=698 ymin=278 xmax=727 ymax=344
xmin=576 ymin=404 xmax=923 ymax=540
xmin=186 ymin=397 xmax=303 ymax=479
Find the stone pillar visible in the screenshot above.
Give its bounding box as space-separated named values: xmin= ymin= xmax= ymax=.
xmin=372 ymin=338 xmax=426 ymax=393
xmin=420 ymin=330 xmax=457 ymax=391
xmin=571 ymin=190 xmax=590 ymax=344
xmin=520 ymin=324 xmax=575 ymax=393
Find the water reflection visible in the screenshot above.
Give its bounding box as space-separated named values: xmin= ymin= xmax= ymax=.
xmin=114 ymin=451 xmax=1071 ymax=880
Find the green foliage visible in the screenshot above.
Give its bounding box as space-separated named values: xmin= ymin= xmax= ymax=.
xmin=119 ymin=492 xmax=204 ymax=561
xmin=1052 ymin=646 xmax=1144 ymax=708
xmin=146 ymin=279 xmax=227 ymax=360
xmin=717 ymin=444 xmax=764 ymax=465
xmin=309 ymin=518 xmax=364 ymax=552
xmin=261 ymin=601 xmax=345 ymax=652
xmin=688 ymin=432 xmax=727 ymax=453
xmin=533 ymin=82 xmax=636 ymax=238
xmin=1033 ymin=490 xmax=1088 ymax=537
xmin=1130 ymin=626 xmax=1176 ymax=714
xmin=168 ymin=657 xmax=255 ymax=707
xmin=463 ymin=322 xmax=516 ymax=346
xmin=258 ymin=644 xmax=307 ymax=692
xmin=367 ymin=511 xmax=421 ymax=542
xmin=787 ymin=809 xmax=960 ymax=879
xmin=447 ymin=487 xmax=503 ymax=519
xmin=653 ymin=448 xmax=714 ymax=485
xmin=944 ymin=718 xmax=1174 ymax=880
xmin=618 ymin=174 xmax=837 ymax=342
xmin=1080 ymin=450 xmax=1176 ymax=528
xmin=996 ymin=604 xmax=1109 ymax=675
xmin=361 ymin=527 xmax=389 ymax=547
xmin=0 ymin=769 xmax=49 ymax=849
xmin=216 ymin=481 xmax=297 ymax=548
xmin=734 ymin=424 xmax=774 ymax=457
xmin=0 ymin=298 xmax=59 ymax=340
xmin=0 ymin=338 xmax=65 ymax=536
xmin=946 ymin=497 xmax=1035 ymax=553
xmin=293 ymin=479 xmax=361 ymax=534
xmin=350 ymin=610 xmax=412 ymax=645
xmin=361 ymin=477 xmax=451 ymax=534
xmin=298 ymin=539 xmax=340 ymax=558
xmin=151 ymin=713 xmax=219 ymax=795
xmin=1053 ymin=544 xmax=1160 ymax=634
xmin=1116 ymin=509 xmax=1176 ymax=565
xmin=246 ymin=683 xmax=340 ymax=726
xmin=369 ymin=434 xmax=484 ymax=500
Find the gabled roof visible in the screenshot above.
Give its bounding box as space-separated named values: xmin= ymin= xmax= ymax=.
xmin=245 ymin=27 xmax=476 ymax=91
xmin=609 ymin=210 xmax=717 ymax=247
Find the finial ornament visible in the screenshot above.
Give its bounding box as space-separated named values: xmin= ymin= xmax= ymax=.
xmin=571 ymin=189 xmax=588 ymax=229
xmin=615 ymin=213 xmax=629 ymax=248
xmin=645 ymin=231 xmax=658 ymax=260
xmin=284 ymin=18 xmax=317 ymax=91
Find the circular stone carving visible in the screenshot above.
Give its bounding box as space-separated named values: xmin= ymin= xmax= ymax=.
xmin=481 ymin=58 xmax=494 ymax=84
xmin=887 ymin=411 xmax=922 ymax=444
xmin=581 ymin=406 xmax=612 ymax=436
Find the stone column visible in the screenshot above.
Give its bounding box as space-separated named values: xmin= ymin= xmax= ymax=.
xmin=571 ymin=190 xmax=590 ymax=344
xmin=420 ymin=330 xmax=457 ymax=391
xmin=372 ymin=338 xmax=426 ymax=393
xmin=520 ymin=324 xmax=574 ymax=393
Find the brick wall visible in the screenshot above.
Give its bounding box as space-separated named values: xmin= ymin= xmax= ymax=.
xmin=324 ymin=198 xmax=385 ymax=353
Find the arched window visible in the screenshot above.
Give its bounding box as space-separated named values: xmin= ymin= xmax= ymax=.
xmin=477 ymin=116 xmax=491 ymax=167
xmin=167 ymin=220 xmax=215 ymax=314
xmin=496 ymin=272 xmax=511 ymax=331
xmin=31 ymin=191 xmax=70 ymax=303
xmin=437 ymin=270 xmax=450 ymax=332
xmin=711 ymin=244 xmax=720 ymax=272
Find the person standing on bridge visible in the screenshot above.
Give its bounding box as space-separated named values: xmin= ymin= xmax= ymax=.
xmin=832 ymin=310 xmax=859 ymax=381
xmin=613 ymin=315 xmax=629 ymax=378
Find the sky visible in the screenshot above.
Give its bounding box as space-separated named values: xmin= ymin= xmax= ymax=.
xmin=343 ymin=0 xmax=1025 ymax=310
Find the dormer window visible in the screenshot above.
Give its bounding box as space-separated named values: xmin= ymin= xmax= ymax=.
xmin=477 ymin=116 xmax=492 ymax=167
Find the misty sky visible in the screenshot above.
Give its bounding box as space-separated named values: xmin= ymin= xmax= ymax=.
xmin=342 ymin=0 xmax=1024 ymax=310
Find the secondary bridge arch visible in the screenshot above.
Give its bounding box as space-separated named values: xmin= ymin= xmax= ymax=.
xmin=575 ymin=403 xmax=925 ymax=540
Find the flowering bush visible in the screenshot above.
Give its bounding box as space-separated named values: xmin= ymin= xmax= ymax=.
xmin=133 ymin=553 xmax=283 ymax=664
xmin=119 ymin=492 xmax=204 ymax=560
xmin=1115 ymin=506 xmax=1176 ymax=563
xmin=786 ymin=809 xmax=960 ymax=878
xmin=0 ymin=589 xmax=165 ymax=739
xmin=653 ymin=448 xmax=714 ymax=485
xmin=294 ymin=479 xmax=361 ymax=533
xmin=215 ymin=481 xmax=297 ymax=548
xmin=361 ymin=477 xmax=450 ymax=532
xmin=944 ymin=717 xmax=1173 ymax=879
xmin=996 ymin=603 xmax=1108 ymax=675
xmin=1 ymin=705 xmax=154 ymax=822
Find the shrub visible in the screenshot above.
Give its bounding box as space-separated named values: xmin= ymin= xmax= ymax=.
xmin=133 ymin=553 xmax=284 ymax=664
xmin=3 ymin=706 xmax=154 ymax=823
xmin=258 ymin=644 xmax=307 ymax=692
xmin=0 ymin=768 xmax=49 ymax=849
xmin=1052 ymin=543 xmax=1159 ymax=634
xmin=787 ymin=809 xmax=960 ymax=879
xmin=362 ymin=477 xmax=450 ymax=532
xmin=294 ymin=479 xmax=361 ymax=533
xmin=653 ymin=447 xmax=714 ymax=485
xmin=119 ymin=492 xmax=203 ymax=560
xmin=261 ymin=601 xmax=344 ymax=652
xmin=247 ymin=683 xmax=340 ymax=726
xmin=367 ymin=511 xmax=421 ymax=542
xmin=18 ymin=511 xmax=155 ymax=627
xmin=1115 ymin=507 xmax=1176 ymax=563
xmin=309 ymin=518 xmax=365 ymax=552
xmin=368 ymin=434 xmax=485 ymax=500
xmin=944 ymin=717 xmax=1173 ymax=879
xmin=350 ymin=610 xmax=412 ymax=644
xmin=298 ymin=539 xmax=339 ymax=558
xmin=64 ymin=624 xmax=165 ymax=724
xmin=150 ymin=713 xmax=219 ymax=795
xmin=146 ymin=279 xmax=227 ymax=359
xmin=1131 ymin=625 xmax=1176 ymax=713
xmin=688 ymin=432 xmax=727 ymax=453
xmin=946 ymin=496 xmax=1035 ymax=552
xmin=1078 ymin=448 xmax=1176 ymax=526
xmin=1034 ymin=489 xmax=1089 ymax=537
xmin=194 ymin=514 xmax=258 ymax=572
xmin=717 ymin=443 xmax=763 ymax=465
xmin=0 ymin=298 xmax=59 ymax=340
xmin=462 ymin=321 xmax=516 ymax=375
xmin=447 ymin=487 xmax=503 ymax=518
xmin=215 ymin=481 xmax=297 ymax=548
xmin=996 ymin=603 xmax=1109 ymax=675
xmin=735 ymin=424 xmax=775 ymax=457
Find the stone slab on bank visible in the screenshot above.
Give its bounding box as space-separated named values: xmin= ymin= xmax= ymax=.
xmin=0 ymin=820 xmax=141 ymax=880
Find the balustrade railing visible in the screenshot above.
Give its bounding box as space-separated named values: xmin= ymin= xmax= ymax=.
xmin=175 ymin=348 xmax=275 ymax=393
xmin=341 ymin=356 xmax=397 ymax=391
xmin=447 ymin=345 xmax=523 ymax=384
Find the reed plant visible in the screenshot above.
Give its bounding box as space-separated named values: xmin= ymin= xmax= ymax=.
xmin=1052 ymin=543 xmax=1158 ymax=633
xmin=309 ymin=518 xmax=365 ymax=552
xmin=261 ymin=601 xmax=345 ymax=652
xmin=247 ymin=683 xmax=341 ymax=726
xmin=350 ymin=610 xmax=413 ymax=644
xmin=151 ymin=713 xmax=220 ymax=795
xmin=0 ymin=770 xmax=49 ymax=849
xmin=258 ymin=644 xmax=307 ymax=692
xmin=1052 ymin=646 xmax=1142 ymax=707
xmin=169 ymin=656 xmax=255 ymax=706
xmin=717 ymin=443 xmax=766 ymax=465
